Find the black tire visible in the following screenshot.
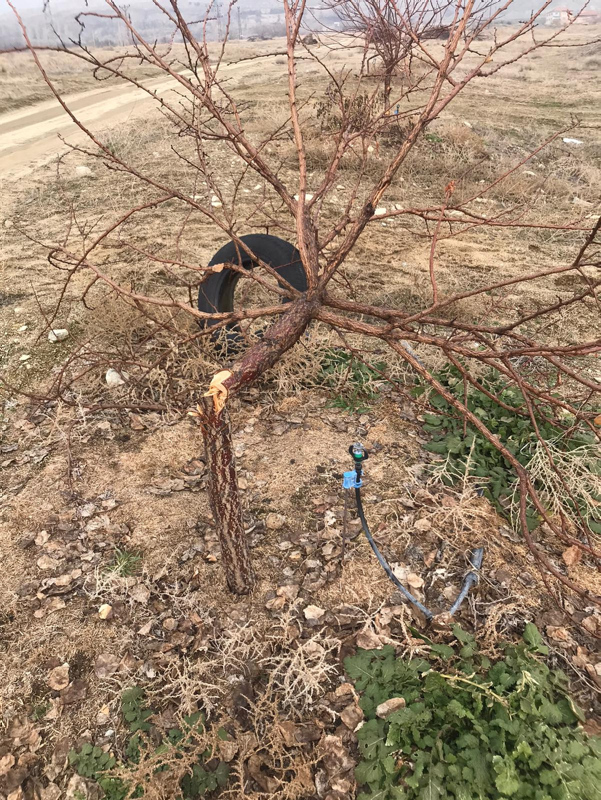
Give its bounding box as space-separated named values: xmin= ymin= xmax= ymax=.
xmin=198 ymin=234 xmax=307 ymax=335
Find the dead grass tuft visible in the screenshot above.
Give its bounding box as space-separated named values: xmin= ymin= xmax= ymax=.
xmin=510 ymin=439 xmax=601 ymax=535
xmin=146 ymin=613 xmax=339 ymax=721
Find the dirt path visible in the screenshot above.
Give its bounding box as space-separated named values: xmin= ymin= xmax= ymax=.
xmin=0 ymin=58 xmax=266 ymax=179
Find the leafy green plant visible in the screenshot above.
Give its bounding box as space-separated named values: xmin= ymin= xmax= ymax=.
xmin=121 ymin=686 xmax=153 ymax=733
xmin=32 ymin=701 xmax=50 ymax=721
xmin=416 ymin=366 xmax=600 ymax=531
xmin=68 ymin=744 xmax=127 ymax=800
xmin=69 ymin=688 xmax=229 ymax=799
xmin=69 ymin=743 xmax=117 ymax=778
xmin=319 ymin=348 xmax=387 ymax=413
xmin=345 ymin=625 xmax=601 ymax=800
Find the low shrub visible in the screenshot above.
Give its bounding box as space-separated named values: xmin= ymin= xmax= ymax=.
xmin=346 ymin=625 xmax=601 ymax=799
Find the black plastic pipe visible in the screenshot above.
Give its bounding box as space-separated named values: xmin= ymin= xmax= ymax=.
xmin=349 ymin=445 xmax=484 ymax=622
xmin=355 ymin=483 xmax=434 ymax=620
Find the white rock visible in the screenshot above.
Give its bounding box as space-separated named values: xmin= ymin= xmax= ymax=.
xmin=75 ymin=165 xmax=93 ymax=177
xmin=562 ymin=137 xmax=583 ymax=145
xmin=37 ymin=554 xmax=60 ymax=570
xmin=392 ymin=563 xmax=409 ymax=582
xmin=265 ymin=512 xmax=285 ymax=530
xmin=373 ymin=207 xmax=387 ymax=216
xmin=79 ymin=502 xmax=97 ymax=519
xmin=367 ymin=145 xmax=375 ymax=153
xmin=376 ymin=697 xmax=406 ymax=718
xmin=105 ymin=368 xmax=125 ymax=388
xmin=66 ymin=774 xmax=95 ymax=799
xmin=48 ymin=328 xmax=69 ymax=343
xmin=356 ymin=628 xmax=383 ymax=649
xmin=303 ymin=604 xmax=325 ymax=621
xmin=40 ymin=782 xmax=62 ymax=800
xmin=18 ymin=325 xmax=28 ymax=332
xmin=294 ymin=193 xmax=314 ymax=201
xmin=463 ymin=120 xmax=473 ymax=128
xmin=4 ymin=219 xmax=14 ymax=228
xmin=304 ymin=640 xmax=325 ymax=657
xmin=19 ymin=354 xmax=31 ymax=362
xmin=130 ymin=584 xmax=151 ymax=604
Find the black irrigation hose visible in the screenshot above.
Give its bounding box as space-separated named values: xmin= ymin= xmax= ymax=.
xmin=348 ymin=443 xmax=484 ymax=622
xmin=355 ymin=484 xmax=434 ymax=620
xmin=448 ymin=547 xmax=485 ymax=617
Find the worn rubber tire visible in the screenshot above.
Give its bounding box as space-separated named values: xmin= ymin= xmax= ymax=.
xmin=198 ymin=234 xmax=307 ymax=335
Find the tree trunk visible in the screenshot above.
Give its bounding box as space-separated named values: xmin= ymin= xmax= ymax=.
xmin=200 ymin=395 xmax=254 ymax=594
xmin=198 ymin=294 xmax=317 ymax=594
xmin=384 ymin=67 xmax=393 ymax=105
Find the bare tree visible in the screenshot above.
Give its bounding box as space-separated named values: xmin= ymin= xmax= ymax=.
xmin=322 ymin=0 xmax=455 ymax=101
xmin=5 ymin=0 xmax=600 ymax=609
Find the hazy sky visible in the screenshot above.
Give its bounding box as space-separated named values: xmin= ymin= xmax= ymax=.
xmin=7 ymin=0 xmax=598 ymax=9
xmin=3 ymin=0 xmax=599 ymax=22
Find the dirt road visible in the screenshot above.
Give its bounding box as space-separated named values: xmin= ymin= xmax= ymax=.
xmin=0 ymin=59 xmax=260 ymax=180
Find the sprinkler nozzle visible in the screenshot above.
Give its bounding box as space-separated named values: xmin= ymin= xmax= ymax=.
xmin=349 ymin=442 xmax=368 ymax=462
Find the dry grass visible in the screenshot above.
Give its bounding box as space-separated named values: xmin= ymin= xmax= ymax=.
xmin=143 ymin=610 xmax=339 ymax=720
xmin=510 ymin=439 xmax=601 ymax=534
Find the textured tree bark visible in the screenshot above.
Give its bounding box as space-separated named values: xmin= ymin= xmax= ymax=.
xmin=196 ymin=293 xmax=318 ymax=594
xmin=200 ymin=395 xmax=254 ymax=594
xmin=384 ymin=66 xmax=393 ymax=102
xmin=223 ymin=294 xmax=319 ymax=395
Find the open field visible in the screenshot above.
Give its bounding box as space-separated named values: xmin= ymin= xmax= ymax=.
xmin=1 ymin=24 xmax=601 ymax=800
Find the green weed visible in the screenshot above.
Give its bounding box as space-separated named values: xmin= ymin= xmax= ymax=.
xmin=107 ymin=548 xmax=142 ymax=577
xmin=416 ymin=366 xmax=600 ymax=532
xmin=69 ymin=686 xmax=229 ymax=799
xmin=319 ymin=348 xmax=387 ymax=413
xmin=346 ymin=625 xmax=601 ymax=800
xmin=32 ymin=702 xmax=50 ymax=721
